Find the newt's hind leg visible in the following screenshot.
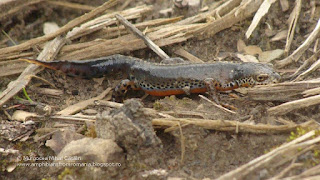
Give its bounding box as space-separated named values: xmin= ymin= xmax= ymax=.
xmin=114 ymin=79 xmax=141 ymax=96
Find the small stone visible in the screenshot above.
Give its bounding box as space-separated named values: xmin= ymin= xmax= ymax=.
xmin=51 ymin=138 xmax=124 ymax=178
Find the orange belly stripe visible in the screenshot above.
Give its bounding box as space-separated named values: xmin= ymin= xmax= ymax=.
xmin=144 ymin=88 xmax=207 ymax=96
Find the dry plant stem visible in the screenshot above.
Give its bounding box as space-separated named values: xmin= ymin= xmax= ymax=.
xmin=174 ymin=48 xmax=204 ymax=63
xmin=96 ymin=100 xmax=123 ymax=108
xmin=57 ymin=88 xmax=112 ymax=115
xmin=28 ymin=75 xmax=56 ymax=88
xmin=267 ymin=93 xmax=320 ymax=115
xmin=36 ymin=88 xmax=63 ymax=97
xmin=119 ymin=0 xmax=134 ymax=10
xmin=285 ymin=0 xmax=302 ymax=54
xmin=0 ymin=0 xmax=118 ymax=56
xmin=161 ymin=110 xmax=206 ymax=119
xmin=59 ymin=24 xmax=203 ymax=60
xmin=290 ymin=49 xmax=320 ymax=79
xmin=50 ymin=115 xmax=96 ymax=123
xmin=66 ymin=5 xmax=153 ymax=41
xmin=245 ymin=0 xmax=277 ymax=39
xmin=56 ymin=0 xmax=257 ymax=60
xmin=0 ymin=5 xmax=155 ymax=62
xmin=0 ymin=36 xmax=66 ymax=107
xmin=302 ymin=86 xmax=320 ymax=97
xmin=194 ymin=0 xmax=263 ymax=38
xmin=152 ymin=118 xmax=316 ymax=134
xmin=115 ymin=14 xmax=170 ymax=59
xmin=284 ymin=164 xmax=320 ymax=179
xmin=87 ymin=17 xmax=181 ymax=41
xmin=238 ymin=79 xmax=320 ymax=101
xmin=0 ymin=52 xmax=34 ymax=61
xmin=294 ymin=58 xmax=320 ymax=81
xmin=217 ymin=130 xmax=319 ymax=180
xmin=176 ymin=0 xmax=241 ymax=25
xmin=178 ymin=123 xmax=186 ymax=165
xmin=268 ymin=163 xmax=303 ymax=180
xmin=199 ymin=95 xmax=236 ymax=114
xmin=96 ymin=100 xmax=173 ymax=118
xmin=46 ymin=0 xmax=95 ymax=11
xmin=276 ymin=17 xmax=320 ymax=68
xmin=34 ymin=129 xmax=60 ymax=142
xmin=0 ymin=60 xmax=30 ymax=77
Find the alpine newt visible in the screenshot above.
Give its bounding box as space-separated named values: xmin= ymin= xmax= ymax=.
xmin=21 ymin=54 xmax=281 ymax=96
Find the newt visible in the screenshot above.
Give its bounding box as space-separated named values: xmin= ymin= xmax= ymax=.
xmin=20 ymin=54 xmax=281 ymax=97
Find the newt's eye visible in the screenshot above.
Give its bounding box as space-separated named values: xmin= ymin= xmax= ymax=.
xmin=256 ymin=74 xmax=269 ymax=82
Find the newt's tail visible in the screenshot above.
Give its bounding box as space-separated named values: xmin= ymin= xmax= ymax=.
xmin=20 ymin=55 xmax=138 ymax=79
xmin=20 ymin=58 xmax=59 ymax=70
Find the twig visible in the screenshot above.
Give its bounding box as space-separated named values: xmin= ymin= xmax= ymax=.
xmin=178 ymin=123 xmax=185 ymax=165
xmin=115 ymin=14 xmax=170 ymax=59
xmin=96 ymin=100 xmax=123 ymax=108
xmin=284 ymin=0 xmax=302 ymax=54
xmin=276 ymin=17 xmax=320 ymax=68
xmin=302 ymin=86 xmax=320 ymax=97
xmin=160 ymin=110 xmax=206 ymax=119
xmin=65 ymin=5 xmax=153 ymax=41
xmin=0 ymin=1 xmax=118 ymax=106
xmin=194 ymin=0 xmax=263 ymax=38
xmin=216 ymin=130 xmax=320 ymax=180
xmin=0 ymin=0 xmax=118 ymax=55
xmin=152 ymin=118 xmax=316 ymax=134
xmin=237 ymin=79 xmax=320 ymax=102
xmin=199 ymin=95 xmax=236 ymax=114
xmin=175 ymin=0 xmax=240 ymax=25
xmin=174 ymin=48 xmax=204 ymax=63
xmin=29 ymin=75 xmax=56 ymax=88
xmin=57 ymin=88 xmax=112 ymax=115
xmin=245 ymin=0 xmax=277 ymax=39
xmin=268 ymin=163 xmax=303 ymax=180
xmin=50 ymin=115 xmax=96 ymax=123
xmin=289 ymin=49 xmax=320 ymax=79
xmin=59 ymin=23 xmax=202 ymax=60
xmin=294 ymin=58 xmax=320 ymax=81
xmin=267 ymin=93 xmax=320 ymax=116
xmin=119 ymin=0 xmax=134 ymax=10
xmin=36 ymin=88 xmax=63 ymax=97
xmin=96 ymin=100 xmax=173 ymax=118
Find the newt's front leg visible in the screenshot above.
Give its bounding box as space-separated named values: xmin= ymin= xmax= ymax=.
xmin=203 ymin=78 xmax=237 ymax=110
xmin=204 ymin=78 xmax=221 ymax=104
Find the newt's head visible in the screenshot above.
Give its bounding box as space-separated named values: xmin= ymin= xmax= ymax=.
xmin=233 ymin=63 xmax=281 ymax=88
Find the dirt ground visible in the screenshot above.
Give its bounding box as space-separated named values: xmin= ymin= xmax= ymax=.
xmin=1 ymin=0 xmax=319 ymax=179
